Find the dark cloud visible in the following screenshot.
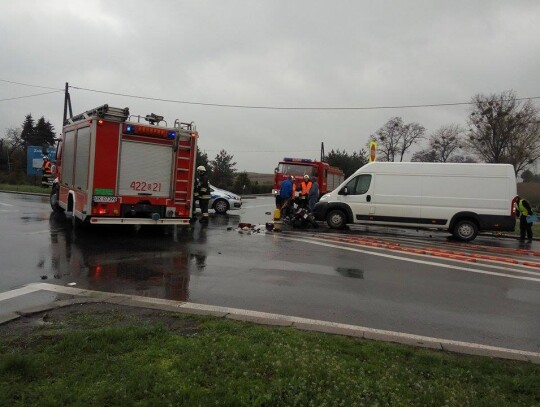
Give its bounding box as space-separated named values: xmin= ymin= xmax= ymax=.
xmin=1 ymin=0 xmax=539 ymax=171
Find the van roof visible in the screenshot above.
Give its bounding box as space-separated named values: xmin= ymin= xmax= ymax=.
xmin=356 ymin=162 xmax=515 ymax=177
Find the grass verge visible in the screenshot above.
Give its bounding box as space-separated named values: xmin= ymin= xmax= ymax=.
xmin=0 ymin=304 xmax=539 ymax=406
xmin=0 ymin=183 xmax=48 ymax=194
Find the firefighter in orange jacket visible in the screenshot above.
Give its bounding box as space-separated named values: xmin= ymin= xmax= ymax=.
xmin=300 ymin=175 xmax=312 ymax=208
xmin=41 ymin=157 xmax=52 ymax=187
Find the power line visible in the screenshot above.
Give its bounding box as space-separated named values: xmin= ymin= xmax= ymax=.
xmin=69 ymin=85 xmax=540 ymax=111
xmin=0 ymin=78 xmax=62 ymax=91
xmin=203 ymin=149 xmax=320 ymax=153
xmin=2 ymin=78 xmax=540 ymax=111
xmin=0 ymin=90 xmax=63 ymax=102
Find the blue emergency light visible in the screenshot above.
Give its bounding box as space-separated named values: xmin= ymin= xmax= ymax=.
xmin=167 ymin=131 xmax=176 ymax=139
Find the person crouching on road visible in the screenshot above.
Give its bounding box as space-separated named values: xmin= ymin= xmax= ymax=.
xmin=300 ymin=175 xmax=312 ymax=209
xmin=196 ymin=166 xmax=211 ymax=223
xmin=515 ymin=195 xmax=533 ymax=242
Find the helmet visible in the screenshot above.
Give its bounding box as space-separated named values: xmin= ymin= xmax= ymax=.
xmin=304 ymin=174 xmax=309 ymax=180
xmin=197 ymin=166 xmax=206 ymax=172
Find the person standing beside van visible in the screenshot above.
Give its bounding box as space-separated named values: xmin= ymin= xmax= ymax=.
xmin=515 ymin=195 xmax=533 ymax=242
xmin=308 ymin=176 xmax=319 ymax=212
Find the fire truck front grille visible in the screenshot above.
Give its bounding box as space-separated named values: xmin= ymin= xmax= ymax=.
xmin=121 ymin=203 xmax=165 ymax=219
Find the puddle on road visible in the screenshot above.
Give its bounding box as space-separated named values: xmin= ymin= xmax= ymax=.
xmin=335 ymin=267 xmax=364 ymax=279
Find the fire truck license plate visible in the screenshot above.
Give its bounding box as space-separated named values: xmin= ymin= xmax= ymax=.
xmin=129 ymin=181 xmax=162 ymax=192
xmin=93 ymin=196 xmax=118 ymax=203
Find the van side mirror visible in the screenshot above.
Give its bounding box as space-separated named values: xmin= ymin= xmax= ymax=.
xmin=339 ymin=186 xmax=348 ymax=195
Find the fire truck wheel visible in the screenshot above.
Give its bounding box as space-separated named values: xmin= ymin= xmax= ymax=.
xmin=213 ymin=198 xmax=229 ymax=214
xmin=50 ymin=185 xmax=64 ymax=213
xmin=327 ymin=209 xmax=347 ymax=229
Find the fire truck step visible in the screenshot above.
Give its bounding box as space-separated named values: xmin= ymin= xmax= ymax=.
xmin=176 ymin=168 xmax=189 ymax=172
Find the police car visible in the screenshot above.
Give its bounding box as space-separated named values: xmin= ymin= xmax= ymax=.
xmin=195 ymin=184 xmax=242 ymax=214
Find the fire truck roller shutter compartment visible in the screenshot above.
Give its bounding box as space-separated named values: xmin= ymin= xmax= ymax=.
xmin=118 ymin=140 xmax=172 ymax=197
xmin=74 ymin=127 xmax=91 ymax=190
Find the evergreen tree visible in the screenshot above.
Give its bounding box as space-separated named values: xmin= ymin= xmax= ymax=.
xmin=34 ymin=116 xmax=56 ymax=146
xmin=20 ymin=114 xmax=35 ymax=151
xmin=325 ymin=149 xmax=368 ymax=178
xmin=196 ymin=146 xmax=210 ymax=172
xmin=233 ymin=171 xmax=251 ymax=194
xmin=210 ymin=149 xmax=236 ymax=189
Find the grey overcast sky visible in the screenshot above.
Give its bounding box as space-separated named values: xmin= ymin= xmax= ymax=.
xmin=1 ymin=0 xmax=539 ymax=172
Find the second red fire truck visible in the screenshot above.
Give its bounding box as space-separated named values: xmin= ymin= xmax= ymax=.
xmin=272 ymin=157 xmax=344 ymax=198
xmin=50 ymin=87 xmax=198 ymax=226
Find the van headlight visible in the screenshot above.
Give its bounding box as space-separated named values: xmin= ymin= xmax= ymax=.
xmin=319 ymin=193 xmax=331 ymax=201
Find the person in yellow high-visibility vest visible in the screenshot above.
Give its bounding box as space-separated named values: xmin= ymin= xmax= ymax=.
xmin=514 ymin=195 xmax=533 ymax=242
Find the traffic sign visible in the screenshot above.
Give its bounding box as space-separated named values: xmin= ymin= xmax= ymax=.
xmin=369 ymin=141 xmax=377 ymax=162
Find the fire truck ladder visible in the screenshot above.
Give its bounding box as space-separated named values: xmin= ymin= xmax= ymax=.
xmin=68 ymin=105 xmax=130 ymax=124
xmin=172 ymin=121 xmax=197 ymax=206
xmin=62 ymin=82 xmax=129 ymax=125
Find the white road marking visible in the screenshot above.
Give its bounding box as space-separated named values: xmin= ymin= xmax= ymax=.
xmin=280 ymin=235 xmax=540 ymax=283
xmin=294 ymin=233 xmax=540 ymax=277
xmin=0 ymin=284 xmax=43 ymax=301
xmin=0 ymin=202 xmax=14 ymax=207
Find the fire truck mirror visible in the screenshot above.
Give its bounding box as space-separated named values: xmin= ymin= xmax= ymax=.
xmin=274 ymin=167 xmax=279 ymax=174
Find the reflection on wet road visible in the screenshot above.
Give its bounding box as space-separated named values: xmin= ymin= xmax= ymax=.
xmin=1 ymin=192 xmax=540 ymax=352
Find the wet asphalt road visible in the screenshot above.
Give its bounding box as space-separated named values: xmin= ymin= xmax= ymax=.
xmin=1 ymin=191 xmax=539 ymax=353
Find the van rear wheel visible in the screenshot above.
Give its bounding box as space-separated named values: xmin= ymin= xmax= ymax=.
xmin=327 ymin=209 xmax=347 ymax=229
xmin=453 ymin=220 xmax=478 ymax=242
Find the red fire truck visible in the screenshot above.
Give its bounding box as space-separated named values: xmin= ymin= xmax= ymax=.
xmin=50 ymin=88 xmax=198 ymax=226
xmin=272 ymin=157 xmax=344 ymax=198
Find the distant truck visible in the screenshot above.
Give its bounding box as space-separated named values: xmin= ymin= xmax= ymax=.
xmin=313 ymin=162 xmax=517 ymax=241
xmin=50 ymin=95 xmax=198 ymax=226
xmin=272 ymin=157 xmax=344 ymax=198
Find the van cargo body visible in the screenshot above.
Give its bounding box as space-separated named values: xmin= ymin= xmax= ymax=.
xmin=51 ymin=105 xmax=198 ymax=226
xmin=313 ymin=162 xmax=517 ymax=241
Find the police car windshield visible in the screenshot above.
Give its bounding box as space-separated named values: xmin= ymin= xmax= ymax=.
xmin=278 ymin=163 xmax=315 ymax=177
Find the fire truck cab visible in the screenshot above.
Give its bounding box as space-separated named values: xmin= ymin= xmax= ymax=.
xmin=272 ymin=157 xmax=344 ymax=198
xmin=50 ymin=104 xmax=198 ymax=226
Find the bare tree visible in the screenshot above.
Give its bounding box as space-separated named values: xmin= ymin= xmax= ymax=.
xmin=3 ymin=127 xmax=24 ymax=159
xmin=505 ymin=121 xmax=540 ymax=175
xmin=466 ymin=90 xmax=540 ymax=175
xmin=412 ymin=124 xmax=463 ymax=162
xmin=371 ymin=117 xmax=425 ymax=162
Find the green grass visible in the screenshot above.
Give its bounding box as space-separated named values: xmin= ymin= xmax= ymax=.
xmin=1 ymin=310 xmax=539 ymax=406
xmin=0 ymin=183 xmax=48 ymax=194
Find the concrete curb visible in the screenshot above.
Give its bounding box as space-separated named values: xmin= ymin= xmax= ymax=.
xmin=2 ymin=283 xmax=539 ymax=365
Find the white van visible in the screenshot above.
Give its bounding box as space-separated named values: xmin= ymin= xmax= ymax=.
xmin=313 ymin=162 xmax=517 ymax=241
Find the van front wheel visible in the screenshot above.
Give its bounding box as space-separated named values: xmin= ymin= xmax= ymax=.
xmin=327 ymin=210 xmax=347 ymax=229
xmin=453 ymin=220 xmax=478 ymax=242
